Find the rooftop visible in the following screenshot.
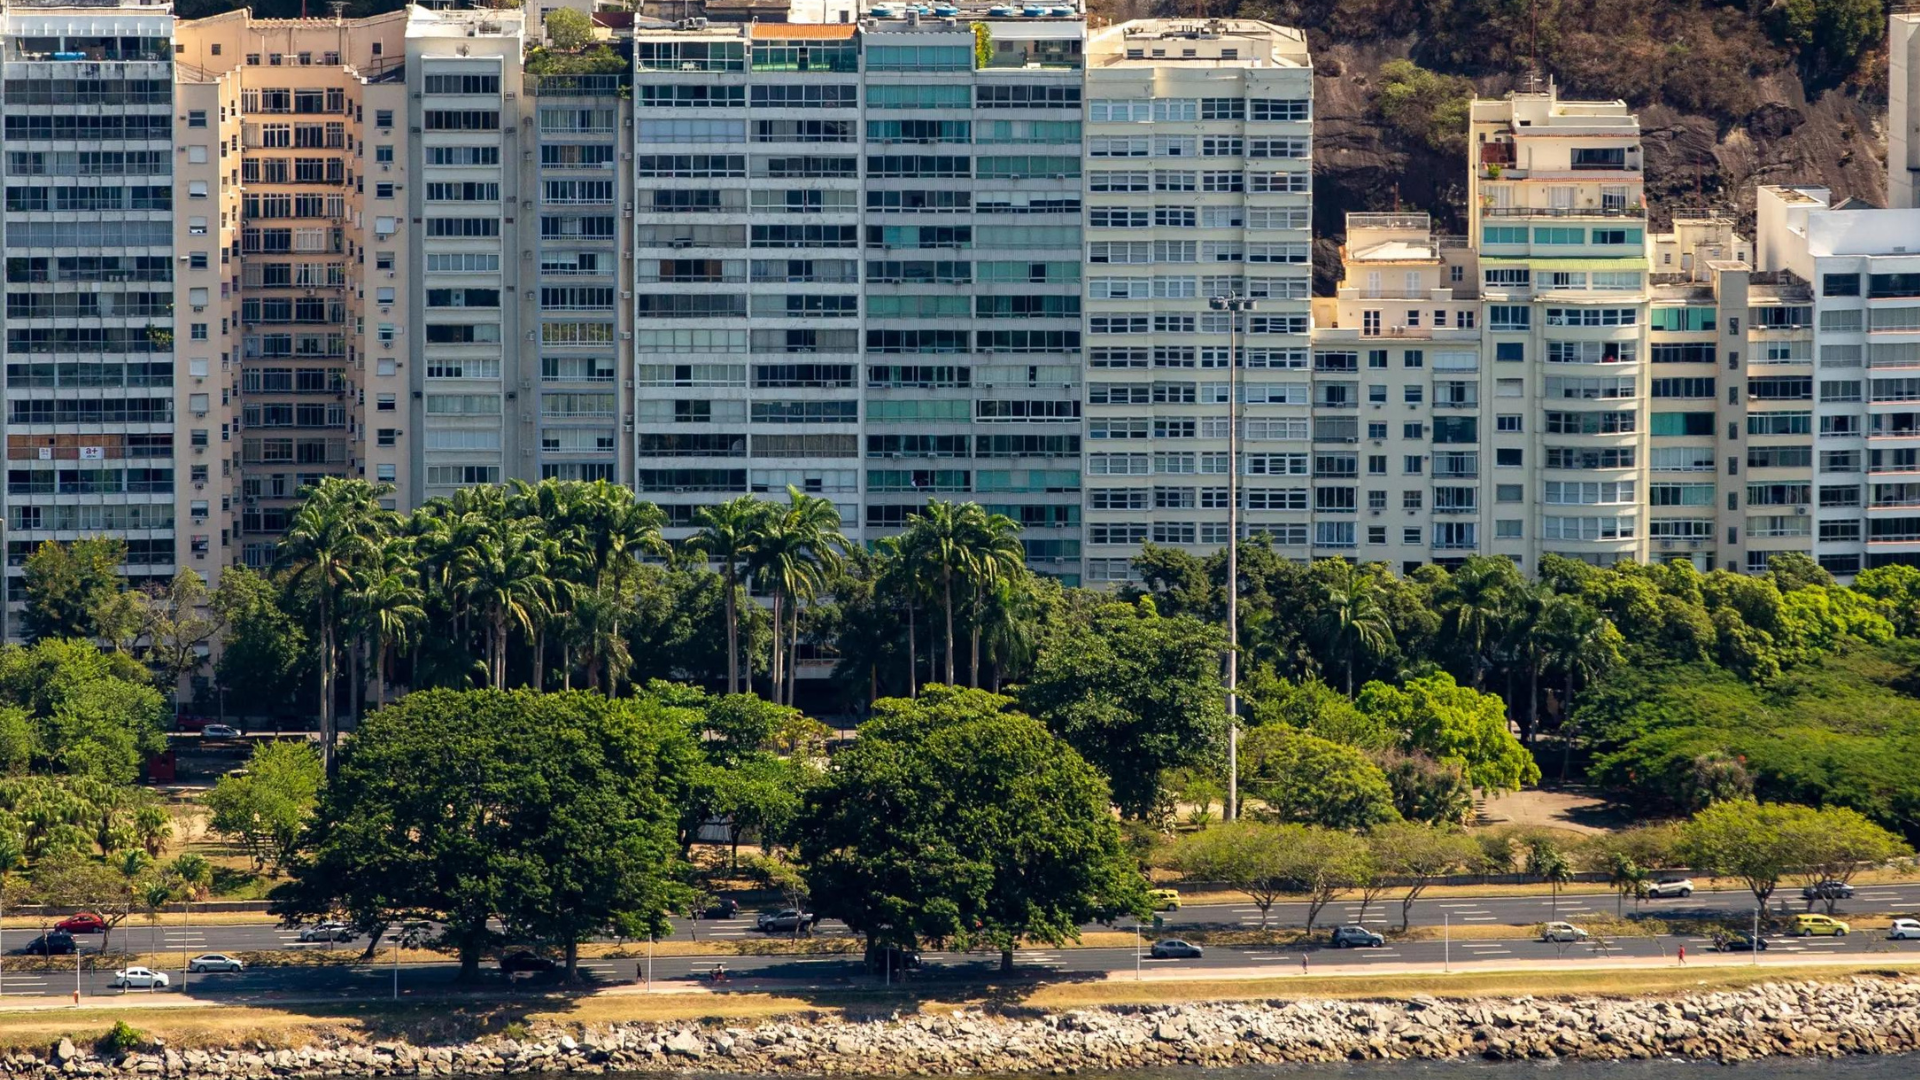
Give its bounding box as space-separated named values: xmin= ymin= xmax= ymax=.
xmin=1087 ymin=18 xmax=1308 ymax=68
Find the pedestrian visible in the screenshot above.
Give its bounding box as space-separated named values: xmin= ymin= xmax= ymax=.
xmin=1301 ymin=954 xmax=1309 ymax=975
xmin=1677 ymin=945 xmax=1685 ymax=965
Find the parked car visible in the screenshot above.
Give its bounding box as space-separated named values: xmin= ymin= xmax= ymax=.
xmin=1541 ymin=921 xmax=1590 ymax=943
xmin=1801 ymin=880 xmax=1856 ymax=901
xmin=1150 ymin=889 xmax=1182 ymax=912
xmin=1149 ymin=938 xmax=1203 ymax=959
xmin=112 ymin=966 xmax=170 ymax=990
xmin=1645 ymin=878 xmax=1695 ymax=899
xmin=113 ymin=960 xmax=169 ymax=991
xmin=698 ymin=899 xmax=739 ymax=920
xmin=54 ymin=913 xmax=105 ymax=934
xmin=187 ymin=953 xmax=244 ymax=973
xmin=17 ymin=932 xmax=74 ymax=956
xmin=1791 ymin=913 xmax=1851 ymax=937
xmin=500 ymin=951 xmax=557 ymax=974
xmin=1890 ymin=919 xmax=1920 ymax=941
xmin=755 ymin=909 xmax=818 ymax=934
xmin=1716 ymin=932 xmax=1768 ymax=952
xmin=297 ymin=922 xmax=355 ymax=943
xmin=1330 ymin=925 xmax=1385 ymax=948
xmin=202 ymin=724 xmax=242 ymax=740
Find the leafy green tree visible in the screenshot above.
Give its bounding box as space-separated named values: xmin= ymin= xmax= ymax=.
xmin=544 ymin=6 xmax=592 ymax=50
xmin=211 ymin=566 xmax=310 ymax=718
xmin=205 ymin=740 xmax=323 ymax=875
xmin=34 ymin=859 xmax=138 ymax=952
xmin=1680 ymin=799 xmax=1796 ymax=909
xmin=1357 ymin=672 xmax=1540 ymax=794
xmin=796 ymin=686 xmax=1146 ymax=972
xmin=277 ymin=689 xmax=695 ymax=981
xmin=0 ymin=639 xmax=167 ymax=783
xmin=1167 ymin=820 xmax=1302 ymax=929
xmin=1604 ymin=851 xmax=1646 ymax=917
xmin=121 ymin=572 xmax=226 ymax=699
xmin=1373 ymin=59 xmax=1474 ymax=154
xmin=22 ymin=538 xmax=126 ymax=642
xmin=1369 ymin=821 xmax=1479 ymax=932
xmin=1435 ymin=557 xmax=1522 ymax=691
xmin=1021 ymin=600 xmax=1229 ymax=819
xmin=1237 ymin=726 xmax=1398 ymax=830
xmin=1240 ymin=668 xmax=1387 ymax=748
xmin=1780 ymin=803 xmax=1912 ymax=913
xmin=1374 ymin=749 xmax=1475 ymax=825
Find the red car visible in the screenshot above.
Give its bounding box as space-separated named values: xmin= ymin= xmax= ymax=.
xmin=54 ymin=913 xmax=105 ymax=934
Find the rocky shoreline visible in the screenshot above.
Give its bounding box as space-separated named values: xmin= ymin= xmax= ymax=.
xmin=29 ymin=977 xmax=1920 ymax=1077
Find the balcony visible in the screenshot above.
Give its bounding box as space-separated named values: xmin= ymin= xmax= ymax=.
xmin=1481 ymin=205 xmax=1645 ymax=219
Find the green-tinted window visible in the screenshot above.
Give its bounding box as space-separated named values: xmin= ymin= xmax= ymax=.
xmin=975 ymin=155 xmax=1080 ymax=180
xmin=750 ymin=40 xmax=859 ymax=72
xmin=1651 ymin=411 xmax=1714 ymax=437
xmin=1482 ymin=226 xmax=1526 ymax=245
xmin=868 ymin=400 xmax=969 ymax=422
xmin=1651 ymin=306 xmax=1717 ymax=332
xmin=866 ymin=44 xmax=972 ymax=71
xmin=1534 ymin=227 xmax=1585 ymax=245
xmin=866 ymin=84 xmax=970 ymax=109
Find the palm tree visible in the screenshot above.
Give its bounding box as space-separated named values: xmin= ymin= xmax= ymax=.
xmin=875 ymin=533 xmax=926 ymax=697
xmin=570 ymin=582 xmax=636 ymax=695
xmin=1436 ymin=556 xmax=1520 ymax=690
xmin=977 ymin=574 xmax=1038 ymax=692
xmin=900 ymin=500 xmax=988 ymax=687
xmin=278 ymin=478 xmax=390 ymax=772
xmin=450 ymin=518 xmax=555 ymax=690
xmin=1541 ymin=598 xmax=1622 ymax=780
xmin=1312 ymin=561 xmax=1394 ymax=695
xmin=347 ymin=542 xmax=426 ymax=710
xmin=757 ymin=488 xmax=846 ymax=705
xmin=963 ymin=511 xmax=1024 ymax=687
xmin=687 ymin=496 xmax=768 ymax=695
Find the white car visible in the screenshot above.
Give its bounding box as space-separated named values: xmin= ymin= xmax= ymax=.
xmin=1890 ymin=919 xmax=1920 ymax=940
xmin=1645 ymin=878 xmax=1695 ymax=899
xmin=112 ymin=966 xmax=170 ymax=990
xmin=187 ymin=953 xmax=244 ymax=973
xmin=1541 ymin=921 xmax=1590 ymax=943
xmin=297 ymin=922 xmax=354 ymax=942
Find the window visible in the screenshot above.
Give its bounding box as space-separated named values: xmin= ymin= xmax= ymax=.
xmin=1824 ymin=273 xmax=1860 ymax=297
xmin=375 ymin=109 xmax=394 ymax=128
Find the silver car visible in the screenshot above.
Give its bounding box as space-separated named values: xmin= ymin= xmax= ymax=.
xmin=297 ymin=922 xmax=354 ymax=942
xmin=188 ymin=953 xmax=244 ymax=973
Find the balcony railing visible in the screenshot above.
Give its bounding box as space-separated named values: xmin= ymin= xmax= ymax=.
xmin=1481 ymin=205 xmax=1645 ymax=218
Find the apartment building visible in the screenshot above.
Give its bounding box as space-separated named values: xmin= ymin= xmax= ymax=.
xmin=1749 ymin=184 xmax=1920 ymax=576
xmin=1078 ymin=19 xmax=1312 ymax=584
xmin=0 ymin=0 xmax=181 ymax=633
xmin=627 ymin=12 xmax=1089 ymax=573
xmin=1309 ymin=215 xmax=1483 ymax=574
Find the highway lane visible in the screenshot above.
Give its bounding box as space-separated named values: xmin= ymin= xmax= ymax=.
xmin=7 ymin=929 xmax=1920 ymax=1002
xmin=24 ymin=881 xmax=1920 ymax=960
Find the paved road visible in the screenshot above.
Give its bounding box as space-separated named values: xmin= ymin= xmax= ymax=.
xmin=22 ymin=881 xmax=1920 ymax=966
xmin=9 ymin=928 xmax=1920 ymax=1003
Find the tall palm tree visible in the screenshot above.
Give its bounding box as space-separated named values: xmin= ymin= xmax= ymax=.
xmin=773 ymin=488 xmax=847 ymax=705
xmin=875 ymin=533 xmax=925 ymax=697
xmin=963 ymin=510 xmax=1024 ymax=687
xmin=1541 ymin=598 xmax=1623 ymax=780
xmin=569 ymin=582 xmax=636 ymax=696
xmin=450 ymin=519 xmax=555 ymax=690
xmin=1311 ymin=560 xmax=1395 ymax=695
xmin=347 ymin=541 xmax=426 ymax=710
xmin=278 ymin=478 xmax=389 ymax=772
xmin=1437 ymin=556 xmax=1520 ymax=690
xmin=900 ymin=499 xmax=987 ymax=687
xmin=687 ymin=496 xmax=768 ymax=695
xmin=977 ymin=574 xmax=1038 ymax=692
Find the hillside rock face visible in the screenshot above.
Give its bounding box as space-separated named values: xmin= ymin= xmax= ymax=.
xmin=1309 ymin=37 xmax=1886 ymax=273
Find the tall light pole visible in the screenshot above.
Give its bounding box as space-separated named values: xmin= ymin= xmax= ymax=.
xmin=1210 ymin=293 xmax=1254 ymax=820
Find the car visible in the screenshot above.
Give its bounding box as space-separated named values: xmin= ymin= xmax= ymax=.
xmin=1150 ymin=889 xmax=1182 ymax=912
xmin=499 ymin=951 xmax=557 ymax=975
xmin=1802 ymin=880 xmax=1855 ymax=901
xmin=1149 ymin=938 xmax=1203 ymax=959
xmin=1791 ymin=913 xmax=1851 ymax=937
xmin=1541 ymin=921 xmax=1590 ymax=943
xmin=1716 ymin=932 xmax=1768 ymax=952
xmin=202 ymin=724 xmax=242 ymax=740
xmin=112 ymin=966 xmax=170 ymax=990
xmin=187 ymin=953 xmax=244 ymax=973
xmin=53 ymin=913 xmax=105 ymax=934
xmin=17 ymin=932 xmax=74 ymax=956
xmin=1645 ymin=878 xmax=1695 ymax=899
xmin=297 ymin=922 xmax=355 ymax=943
xmin=755 ymin=909 xmax=817 ymax=934
xmin=698 ymin=899 xmax=739 ymax=920
xmin=1890 ymin=919 xmax=1920 ymax=941
xmin=1330 ymin=925 xmax=1385 ymax=948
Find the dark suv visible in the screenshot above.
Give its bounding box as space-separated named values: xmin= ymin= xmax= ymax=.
xmin=18 ymin=931 xmax=75 ymax=956
xmin=1330 ymin=926 xmax=1385 ymax=948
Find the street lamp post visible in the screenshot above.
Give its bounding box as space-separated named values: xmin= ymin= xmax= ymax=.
xmin=1209 ymin=293 xmax=1254 ymax=820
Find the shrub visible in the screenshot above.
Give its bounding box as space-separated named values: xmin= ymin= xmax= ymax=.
xmin=98 ymin=1021 xmax=146 ymax=1055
